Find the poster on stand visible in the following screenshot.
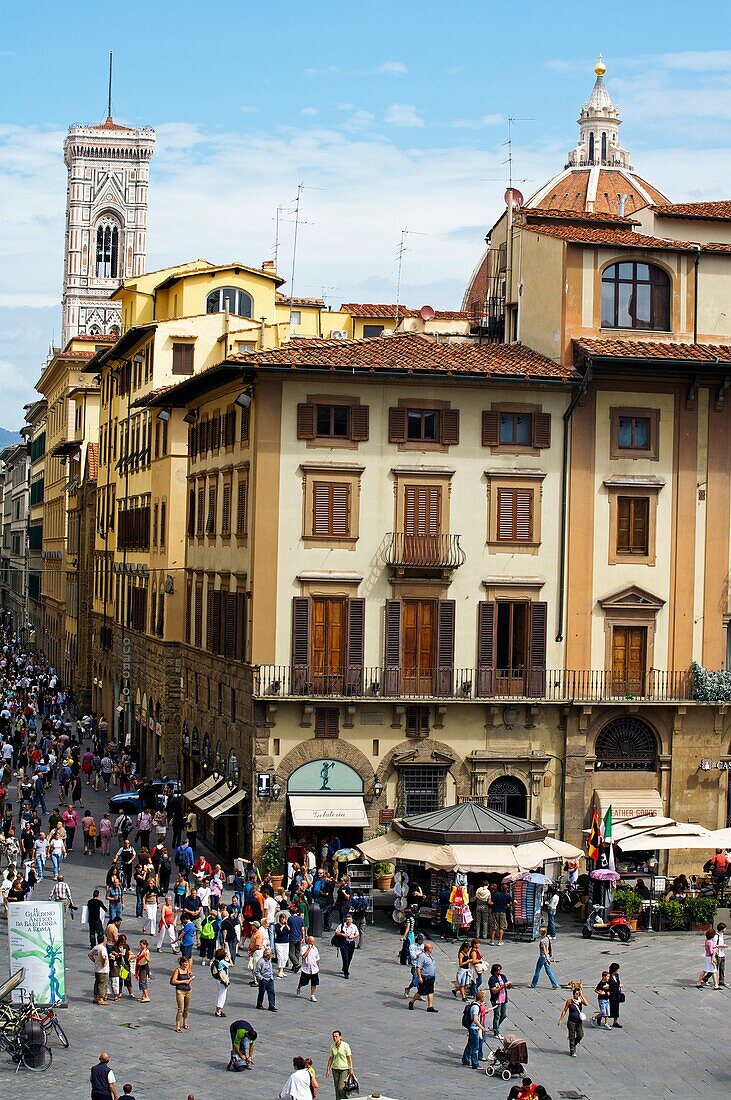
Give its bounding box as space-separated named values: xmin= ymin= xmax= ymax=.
xmin=7 ymin=901 xmax=66 ymax=1004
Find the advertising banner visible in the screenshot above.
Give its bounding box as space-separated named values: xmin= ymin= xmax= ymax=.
xmin=7 ymin=901 xmax=66 ymax=1004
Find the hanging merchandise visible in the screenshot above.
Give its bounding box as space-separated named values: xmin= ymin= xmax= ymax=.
xmin=448 ymin=881 xmax=473 ymax=931
xmin=392 ymin=869 xmax=409 ymax=926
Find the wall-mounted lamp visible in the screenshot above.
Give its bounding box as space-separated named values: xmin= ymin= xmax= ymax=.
xmin=92 ymin=374 xmax=101 ymax=384
xmin=373 ymin=779 xmax=384 ymax=798
xmin=234 ymin=388 xmax=254 ymax=410
xmin=156 ymin=408 xmax=171 ymax=422
xmin=132 ymin=352 xmax=144 ymax=365
xmin=183 ymin=409 xmax=199 ymax=426
xmin=164 ymin=575 xmax=174 ymax=595
xmin=271 ymin=779 xmax=282 ymax=800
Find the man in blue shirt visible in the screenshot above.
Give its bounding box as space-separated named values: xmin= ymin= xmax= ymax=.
xmin=408 ymin=942 xmax=438 ymax=1012
xmin=178 ymin=918 xmax=195 ymax=959
xmin=287 ymin=910 xmax=305 ymax=972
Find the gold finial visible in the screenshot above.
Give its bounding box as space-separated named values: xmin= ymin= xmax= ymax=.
xmin=594 ymin=52 xmax=606 ymax=78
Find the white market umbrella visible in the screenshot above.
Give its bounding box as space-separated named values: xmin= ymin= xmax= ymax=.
xmin=616 ymin=820 xmax=715 ymax=852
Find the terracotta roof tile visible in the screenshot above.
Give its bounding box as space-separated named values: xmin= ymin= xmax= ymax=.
xmin=524 ymin=224 xmax=701 ymax=252
xmin=276 ymin=293 xmax=326 ymax=307
xmin=131 ymin=385 xmax=174 ymax=409
xmin=654 ymin=201 xmax=731 ymax=221
xmin=525 ymin=207 xmax=639 ymax=226
xmin=575 ymin=338 xmax=731 ymax=363
xmin=225 ymin=330 xmax=577 ymax=381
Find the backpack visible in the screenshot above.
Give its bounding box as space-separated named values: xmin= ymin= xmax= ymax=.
xmin=462 ymin=1000 xmax=476 ymax=1029
xmin=200 ymin=918 xmax=215 ymax=940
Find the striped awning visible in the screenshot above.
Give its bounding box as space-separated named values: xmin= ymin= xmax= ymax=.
xmin=208 ymin=787 xmax=247 ymax=820
xmin=184 ymin=774 xmax=220 ymax=801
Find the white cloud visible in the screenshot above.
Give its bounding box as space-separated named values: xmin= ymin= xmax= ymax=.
xmin=240 ymin=105 xmax=258 ymax=114
xmin=337 ymin=103 xmax=356 ymax=112
xmin=339 ymin=110 xmax=375 ymax=133
xmin=301 ymin=107 xmax=318 ymax=116
xmin=376 ymin=61 xmax=407 ymax=76
xmin=385 ymin=103 xmax=424 ymax=128
xmin=304 ymin=66 xmax=342 ymax=78
xmin=452 ymin=113 xmax=504 ymax=130
xmin=655 ymin=50 xmax=731 ymax=72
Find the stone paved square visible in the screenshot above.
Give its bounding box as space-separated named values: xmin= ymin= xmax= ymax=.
xmin=1 ymin=780 xmax=729 ymax=1100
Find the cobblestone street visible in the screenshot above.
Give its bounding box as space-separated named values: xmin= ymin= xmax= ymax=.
xmin=2 ymin=780 xmax=729 ymax=1100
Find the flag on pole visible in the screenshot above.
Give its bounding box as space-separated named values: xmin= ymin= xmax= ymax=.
xmin=603 ymin=805 xmax=615 ymax=871
xmin=587 ymin=806 xmax=601 ymax=861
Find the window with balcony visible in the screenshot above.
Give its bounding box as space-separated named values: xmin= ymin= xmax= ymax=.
xmin=291 ymin=595 xmax=365 ymax=694
xmin=601 ymin=262 xmax=670 ymax=330
xmin=476 ymin=599 xmax=547 ymax=697
xmin=383 ymin=598 xmax=455 ymax=696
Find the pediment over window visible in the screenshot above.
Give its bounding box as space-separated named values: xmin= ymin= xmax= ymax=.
xmin=598 ymin=585 xmax=665 ymax=612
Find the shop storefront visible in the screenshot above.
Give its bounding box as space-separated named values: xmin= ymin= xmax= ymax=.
xmin=286 ymin=759 xmax=369 ymax=853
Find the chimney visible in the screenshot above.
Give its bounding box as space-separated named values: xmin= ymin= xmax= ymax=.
xmin=262 ymin=260 xmax=277 ymax=273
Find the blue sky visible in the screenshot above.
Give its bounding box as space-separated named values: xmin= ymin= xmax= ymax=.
xmin=3 ymin=0 xmax=731 ymax=426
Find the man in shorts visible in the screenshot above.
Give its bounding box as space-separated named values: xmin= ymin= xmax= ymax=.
xmin=592 ymin=970 xmax=612 ymax=1028
xmin=489 ymin=885 xmax=510 ymax=945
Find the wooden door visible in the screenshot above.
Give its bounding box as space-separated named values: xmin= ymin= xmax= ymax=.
xmin=311 ymin=597 xmax=346 ymax=693
xmin=611 ymin=625 xmax=647 ymax=696
xmin=402 ymin=599 xmax=436 ymax=695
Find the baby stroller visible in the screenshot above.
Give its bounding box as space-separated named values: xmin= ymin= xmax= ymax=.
xmin=485 ymin=1035 xmax=528 ymax=1080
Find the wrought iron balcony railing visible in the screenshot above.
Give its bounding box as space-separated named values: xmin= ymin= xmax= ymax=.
xmin=382 ymin=533 xmax=465 ymax=570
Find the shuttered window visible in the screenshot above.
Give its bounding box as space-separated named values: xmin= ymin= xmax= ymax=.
xmin=185 ymin=579 xmax=192 ymax=644
xmin=210 ymin=413 xmax=221 ymax=452
xmin=617 ymin=496 xmax=649 ymax=555
xmin=236 ymin=476 xmax=248 ymax=536
xmin=196 ymin=486 xmax=205 ymax=537
xmin=152 ymin=503 xmax=158 ymax=548
xmin=206 ymin=483 xmax=217 ymax=536
xmin=240 ymin=404 xmax=250 ymax=443
xmin=172 ymin=342 xmax=194 ymax=375
xmin=160 ymin=501 xmax=166 ymax=549
xmin=404 ymin=485 xmax=440 ymax=536
xmin=224 ymin=408 xmax=236 ymax=447
xmin=312 ymin=481 xmax=351 ymax=537
xmin=221 ymin=482 xmax=231 ymax=536
xmin=194 ymin=580 xmax=203 ymax=648
xmin=483 ymin=409 xmax=551 ymax=448
xmin=187 ymin=489 xmax=196 ymax=539
xmin=297 ymin=402 xmax=369 ymax=442
xmin=315 ymin=708 xmax=339 ymax=737
xmin=497 ymin=488 xmax=533 ymax=542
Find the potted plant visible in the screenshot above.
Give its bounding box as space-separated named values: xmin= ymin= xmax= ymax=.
xmin=611 ymin=888 xmax=644 ymax=930
xmin=373 ymin=861 xmax=395 ymax=890
xmin=260 ymin=828 xmax=284 ymax=890
xmin=656 ymin=897 xmax=685 ymax=931
xmin=685 ymin=895 xmax=718 ymax=931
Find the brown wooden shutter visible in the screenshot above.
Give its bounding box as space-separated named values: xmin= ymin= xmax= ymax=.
xmin=160 ymin=501 xmax=166 ymax=548
xmin=211 ymin=413 xmax=221 ymax=451
xmin=224 ymin=409 xmax=235 ymax=447
xmin=313 ymin=482 xmax=332 ymax=536
xmin=194 ymin=581 xmax=203 ymax=647
xmin=224 ymin=592 xmax=237 ymax=658
xmin=527 ymin=601 xmax=548 ymax=696
xmin=188 ymin=489 xmax=196 ymax=538
xmin=350 ymin=404 xmax=369 ymax=442
xmin=291 ymin=597 xmax=310 ymax=692
xmin=477 ymin=601 xmax=496 ymax=696
xmin=207 ymin=584 xmax=216 ymax=651
xmin=345 ymin=597 xmax=365 ymax=694
xmin=436 ymin=599 xmax=455 ymax=695
xmin=515 ymin=489 xmax=533 ymax=541
xmin=222 ymin=483 xmax=231 ymax=536
xmin=196 ymin=487 xmax=204 ymax=537
xmin=235 ymin=591 xmax=247 ymax=660
xmin=388 ymin=407 xmax=407 ymax=443
xmin=532 ymin=412 xmax=551 ymax=448
xmin=297 ymin=403 xmax=316 ymax=439
xmin=236 ymin=477 xmax=248 ymax=536
xmin=617 ymin=496 xmax=631 ymax=553
xmin=153 ymin=503 xmax=158 ymax=548
xmin=440 ymin=408 xmax=460 ymax=445
xmin=497 ymin=488 xmax=516 ymax=541
xmin=206 ymin=483 xmax=217 ymax=535
xmin=331 ymin=483 xmax=350 ymax=536
xmin=632 ymin=497 xmax=649 ymax=554
xmin=383 ymin=599 xmax=402 ymax=695
xmin=172 ymin=343 xmax=194 ymax=375
xmin=482 ymin=410 xmax=500 ymax=447
xmin=404 ymin=485 xmax=440 ymax=537
xmin=240 ymin=405 xmax=250 ymax=442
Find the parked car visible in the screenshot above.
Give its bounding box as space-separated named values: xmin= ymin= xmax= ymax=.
xmin=108 ymin=777 xmax=182 ymax=816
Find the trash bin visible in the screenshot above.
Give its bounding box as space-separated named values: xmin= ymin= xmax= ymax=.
xmin=309 ymin=901 xmax=324 ymax=939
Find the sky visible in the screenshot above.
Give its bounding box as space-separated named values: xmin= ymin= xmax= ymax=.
xmin=3 ymin=0 xmax=731 ymax=427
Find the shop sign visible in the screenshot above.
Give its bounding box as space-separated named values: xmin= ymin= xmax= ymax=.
xmin=288 ymin=759 xmax=364 ymax=794
xmin=699 ymin=759 xmax=731 ymax=771
xmin=257 ymin=773 xmax=271 ymax=798
xmin=379 ymin=809 xmax=395 ymax=825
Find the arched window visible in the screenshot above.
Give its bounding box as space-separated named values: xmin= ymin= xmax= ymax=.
xmin=191 ymin=725 xmax=200 ymax=758
xmin=202 ymin=733 xmax=212 ymax=769
xmin=214 ymin=739 xmax=224 ymax=773
xmin=182 ymin=722 xmax=190 ymax=755
xmin=588 ymin=132 xmax=595 ymax=163
xmin=206 ymin=286 xmax=253 ymax=318
xmin=601 ymin=262 xmax=670 ymax=330
xmin=595 ymin=716 xmax=658 ymax=771
xmin=601 ymin=131 xmax=607 ymax=162
xmin=227 ymin=749 xmax=239 ymax=785
xmin=95 ymin=219 xmax=120 ymax=279
xmin=487 ymin=776 xmax=527 ymax=818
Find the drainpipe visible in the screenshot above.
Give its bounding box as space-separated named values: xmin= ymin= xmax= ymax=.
xmin=555 ymin=362 xmax=592 ymax=643
xmin=692 ymin=244 xmax=701 ymax=344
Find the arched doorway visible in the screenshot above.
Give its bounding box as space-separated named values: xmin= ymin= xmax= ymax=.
xmin=488 ymin=776 xmax=528 ymax=818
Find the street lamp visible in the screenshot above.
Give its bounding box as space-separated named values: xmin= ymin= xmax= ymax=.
xmin=646 ymin=857 xmax=659 ymax=933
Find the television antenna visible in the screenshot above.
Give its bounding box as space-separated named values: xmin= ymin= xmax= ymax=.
xmin=483 ymin=115 xmax=535 ymax=189
xmin=287 ymin=183 xmax=321 ymax=329
xmin=395 ymin=227 xmax=427 ymax=325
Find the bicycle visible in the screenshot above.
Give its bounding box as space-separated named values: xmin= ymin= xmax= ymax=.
xmin=0 ymin=1016 xmax=53 ymax=1072
xmin=0 ymin=992 xmax=69 ymax=1049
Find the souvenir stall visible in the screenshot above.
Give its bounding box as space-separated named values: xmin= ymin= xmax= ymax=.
xmin=360 ymin=803 xmax=582 ymax=941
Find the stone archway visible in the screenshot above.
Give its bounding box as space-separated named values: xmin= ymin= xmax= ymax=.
xmin=375 ymin=738 xmax=471 ymax=798
xmin=277 ymin=738 xmax=376 ymax=789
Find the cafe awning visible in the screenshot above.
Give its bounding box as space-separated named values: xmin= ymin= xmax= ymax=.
xmin=184 ymin=774 xmax=220 ymax=801
xmin=208 ymin=787 xmax=248 ymax=820
xmin=594 ymin=787 xmax=663 ymax=821
xmin=617 ymin=819 xmax=716 ymax=852
xmin=288 ymin=794 xmax=369 ymax=828
xmin=195 ymin=781 xmax=230 ymax=812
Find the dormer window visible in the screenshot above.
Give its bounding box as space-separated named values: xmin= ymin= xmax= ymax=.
xmin=601 ymin=262 xmax=670 ymax=331
xmin=206 ymin=286 xmax=253 ymax=318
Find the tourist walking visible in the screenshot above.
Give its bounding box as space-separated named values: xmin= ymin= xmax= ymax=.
xmin=212 ymin=947 xmax=230 ymax=1016
xmin=489 ymin=884 xmax=510 ymax=944
xmin=607 ymin=961 xmax=623 ymax=1028
xmin=298 ymin=935 xmax=321 ymax=1001
xmin=461 ymin=990 xmax=488 ymax=1070
xmin=408 ymin=941 xmax=437 ymax=1011
xmin=86 ymin=889 xmax=108 ymax=947
xmin=592 ymin=970 xmax=612 ymax=1028
xmin=487 ymin=962 xmax=511 ymax=1037
xmin=90 ymin=1052 xmax=118 ymax=1100
xmin=474 ymin=881 xmax=491 ymax=939
xmin=333 ymin=913 xmax=359 ymax=979
xmin=171 ymin=954 xmax=194 ymax=1031
xmin=530 ymin=927 xmax=559 ymax=989
xmin=280 ymin=1056 xmax=314 ymax=1099
xmin=557 ymin=982 xmax=588 ymax=1057
xmin=49 ymin=830 xmax=66 ymax=878
xmin=82 ymin=808 xmax=96 ymax=855
xmin=88 ymin=940 xmax=110 ymax=1005
xmin=136 ymin=939 xmax=151 ymax=1002
xmin=156 ymin=896 xmax=176 ymax=951
xmin=326 ymin=1030 xmax=354 ymax=1100
xmin=255 ymin=946 xmax=277 ymax=1010
xmin=274 ymin=912 xmax=290 ymax=976
xmin=714 ymin=922 xmax=727 ymax=986
xmin=467 ymin=938 xmax=485 ymax=996
xmin=99 ymin=813 xmax=113 ymax=855
xmin=452 ymin=939 xmax=471 ymax=1000
xmin=696 ymin=926 xmax=720 ymax=989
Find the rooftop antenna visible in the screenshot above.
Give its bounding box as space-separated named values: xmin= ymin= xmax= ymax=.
xmin=504 ymin=116 xmax=534 ymax=189
xmin=395 ymin=227 xmax=426 ymax=325
xmin=287 ymin=182 xmax=321 ymax=331
xmin=107 ymin=51 xmax=113 ymax=120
